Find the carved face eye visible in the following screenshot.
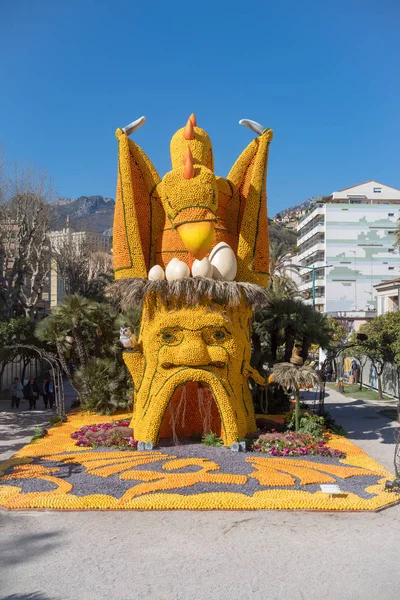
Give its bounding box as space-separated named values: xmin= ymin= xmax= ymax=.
xmin=162 ymin=332 xmax=175 ymax=343
xmin=212 ymin=330 xmax=225 ymax=342
xmin=202 ymin=327 xmax=230 ymax=345
xmin=160 ymin=328 xmax=183 ymax=346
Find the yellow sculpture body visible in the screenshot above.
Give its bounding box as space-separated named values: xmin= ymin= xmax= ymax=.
xmin=112 ymin=114 xmax=272 ymax=447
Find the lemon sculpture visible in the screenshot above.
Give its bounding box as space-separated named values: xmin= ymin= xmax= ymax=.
xmin=112 ymin=114 xmax=272 ymax=447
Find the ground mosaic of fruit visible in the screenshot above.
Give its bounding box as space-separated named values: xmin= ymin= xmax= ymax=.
xmin=0 ymin=412 xmax=398 ymax=511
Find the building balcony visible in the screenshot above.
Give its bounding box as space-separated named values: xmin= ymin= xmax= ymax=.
xmin=296 ymin=242 xmax=325 ymax=263
xmin=297 ymin=223 xmax=325 ymax=246
xmin=298 ymin=279 xmax=325 ymax=291
xmin=296 ymin=205 xmax=325 ymax=232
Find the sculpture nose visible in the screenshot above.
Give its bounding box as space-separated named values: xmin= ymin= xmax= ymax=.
xmin=174 ymin=338 xmax=212 ymax=366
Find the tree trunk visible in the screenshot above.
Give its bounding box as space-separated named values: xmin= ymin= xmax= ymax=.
xmin=55 ymin=342 xmax=80 ymax=396
xmin=72 ymin=329 xmax=87 ymax=369
xmin=270 ymin=329 xmax=279 ymax=362
xmin=284 ymin=327 xmax=296 ymax=363
xmin=377 ymin=374 xmax=383 ymax=401
xmin=295 ymin=386 xmax=301 ymax=432
xmin=300 ymin=342 xmax=310 ymax=362
xmin=21 ymin=357 xmax=31 ymax=384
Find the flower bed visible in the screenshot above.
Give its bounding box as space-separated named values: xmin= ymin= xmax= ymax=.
xmin=252 ymin=432 xmax=346 ymax=458
xmin=0 ymin=412 xmax=398 ymax=511
xmin=71 ymin=420 xmax=137 ymax=450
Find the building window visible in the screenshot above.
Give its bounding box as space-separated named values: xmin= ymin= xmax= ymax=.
xmin=373 ymin=187 xmax=382 ymax=193
xmin=388 ymin=249 xmax=394 ymax=253
xmin=389 ymin=267 xmax=395 ymax=270
xmin=389 ymin=213 xmax=394 ymax=217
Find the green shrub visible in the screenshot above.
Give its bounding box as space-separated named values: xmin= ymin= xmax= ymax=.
xmin=202 ymin=432 xmax=223 ymax=446
xmin=49 ymin=415 xmax=62 ymax=425
xmin=74 ymin=358 xmax=133 ymax=415
xmin=286 ymin=411 xmax=325 ymax=439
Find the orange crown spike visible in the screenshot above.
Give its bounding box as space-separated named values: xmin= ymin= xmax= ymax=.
xmin=183 ymin=118 xmax=195 ymax=140
xmin=189 ymin=113 xmax=197 ymax=127
xmin=183 ymin=148 xmax=195 ymax=179
xmin=182 ymin=146 xmax=191 ymax=165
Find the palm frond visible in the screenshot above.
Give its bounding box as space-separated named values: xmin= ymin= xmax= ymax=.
xmin=271 ymin=362 xmax=321 ymax=390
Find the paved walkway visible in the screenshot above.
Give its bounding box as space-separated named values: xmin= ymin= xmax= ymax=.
xmin=308 ymin=385 xmax=399 ymax=473
xmin=0 ymin=380 xmax=77 ymax=461
xmin=1 ymin=386 xmax=399 ymax=600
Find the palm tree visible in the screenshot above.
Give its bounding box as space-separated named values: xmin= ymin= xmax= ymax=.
xmin=74 ymin=357 xmax=132 ymax=414
xmin=35 ymin=315 xmax=75 ymax=386
xmin=270 ymin=362 xmax=321 ymax=431
xmin=254 ymin=297 xmax=331 ymax=364
xmin=35 ymin=295 xmax=122 ymax=400
xmin=51 ymin=295 xmax=99 ymax=368
xmin=269 ymin=241 xmax=290 ymax=278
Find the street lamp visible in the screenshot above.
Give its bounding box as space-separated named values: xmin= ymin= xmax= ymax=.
xmin=285 ymin=261 xmax=332 ymax=308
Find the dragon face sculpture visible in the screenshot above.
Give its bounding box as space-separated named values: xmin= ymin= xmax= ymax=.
xmin=112 ymin=114 xmax=272 ymax=447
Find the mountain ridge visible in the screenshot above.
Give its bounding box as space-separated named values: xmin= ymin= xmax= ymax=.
xmin=50 ymin=194 xmax=299 ymax=252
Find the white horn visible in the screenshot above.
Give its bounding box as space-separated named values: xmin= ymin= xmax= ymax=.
xmin=122 ymin=116 xmax=146 ymax=136
xmin=239 ymin=119 xmax=267 ymax=136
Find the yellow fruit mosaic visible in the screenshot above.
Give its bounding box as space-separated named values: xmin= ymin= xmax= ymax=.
xmin=113 ymin=115 xmax=271 ymax=284
xmin=0 ymin=412 xmax=398 ymax=511
xmin=125 ymin=295 xmax=260 ymax=446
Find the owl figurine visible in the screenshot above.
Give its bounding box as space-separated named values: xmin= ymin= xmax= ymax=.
xmin=119 ymin=327 xmax=137 ymax=349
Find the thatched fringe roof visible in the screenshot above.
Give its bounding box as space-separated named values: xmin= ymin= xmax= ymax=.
xmin=108 ymin=277 xmax=268 ymax=310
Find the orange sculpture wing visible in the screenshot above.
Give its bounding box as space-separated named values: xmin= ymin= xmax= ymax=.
xmin=114 ymin=129 xmax=162 ymax=279
xmin=227 ymin=129 xmax=273 ymax=286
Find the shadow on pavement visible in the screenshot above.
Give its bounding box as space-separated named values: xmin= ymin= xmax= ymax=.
xmin=0 ymin=531 xmax=61 ymax=569
xmin=323 ymin=389 xmax=399 ymax=445
xmin=2 ymin=594 xmax=54 ymax=600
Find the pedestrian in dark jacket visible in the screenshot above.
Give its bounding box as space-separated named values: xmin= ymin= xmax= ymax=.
xmin=10 ymin=377 xmax=24 ymax=409
xmin=24 ymin=377 xmax=40 ymax=410
xmin=42 ymin=376 xmax=49 ymax=408
xmin=45 ymin=376 xmax=56 ymax=409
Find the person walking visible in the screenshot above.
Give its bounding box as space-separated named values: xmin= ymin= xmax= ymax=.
xmin=24 ymin=377 xmax=40 ymax=410
xmin=351 ymin=358 xmax=359 ymax=384
xmin=10 ymin=377 xmax=24 ymax=409
xmin=45 ymin=375 xmax=56 ymax=409
xmin=42 ymin=376 xmax=49 ymax=409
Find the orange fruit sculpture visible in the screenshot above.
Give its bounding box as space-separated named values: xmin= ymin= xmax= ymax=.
xmin=112 ymin=115 xmax=272 ymax=447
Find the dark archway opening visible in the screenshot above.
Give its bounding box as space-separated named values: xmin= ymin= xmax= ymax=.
xmin=159 ymin=382 xmax=222 ymax=445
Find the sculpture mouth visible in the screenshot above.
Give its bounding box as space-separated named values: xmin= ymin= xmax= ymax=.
xmin=161 ymin=361 xmax=226 ymax=370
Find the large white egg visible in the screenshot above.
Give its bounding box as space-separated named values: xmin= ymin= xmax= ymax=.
xmin=165 ymin=259 xmax=190 ymax=281
xmin=148 ymin=265 xmax=165 ymax=281
xmin=191 ymin=257 xmax=213 ymax=278
xmin=209 ymin=242 xmax=237 ymax=281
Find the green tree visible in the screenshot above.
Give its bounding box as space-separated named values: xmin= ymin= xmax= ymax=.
xmin=254 ymin=298 xmax=331 ymax=365
xmin=348 ymin=314 xmax=397 ymax=401
xmin=74 ymin=357 xmax=132 ymax=415
xmin=35 ymin=294 xmax=137 ymax=413
xmin=0 ymin=317 xmax=38 ymax=384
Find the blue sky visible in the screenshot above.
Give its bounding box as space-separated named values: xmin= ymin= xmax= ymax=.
xmin=1 ymin=0 xmax=399 ymax=216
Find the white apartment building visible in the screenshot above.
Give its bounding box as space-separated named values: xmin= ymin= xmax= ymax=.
xmin=295 ymin=180 xmax=400 ymax=327
xmin=48 ymin=220 xmax=111 ymax=307
xmin=374 ymin=278 xmax=400 ymax=315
